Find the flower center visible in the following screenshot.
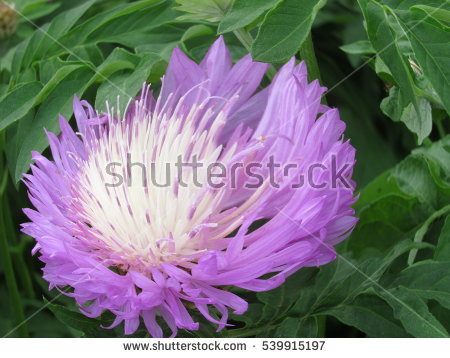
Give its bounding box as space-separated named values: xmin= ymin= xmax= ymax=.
xmin=70 ymin=96 xmax=261 ymax=272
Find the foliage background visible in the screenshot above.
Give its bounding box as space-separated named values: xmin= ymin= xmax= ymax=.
xmin=0 ymin=0 xmax=449 ymax=338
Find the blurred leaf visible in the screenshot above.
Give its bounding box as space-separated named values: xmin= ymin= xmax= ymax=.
xmin=394 ymin=153 xmax=450 ymax=211
xmin=435 ymin=215 xmax=450 ymax=261
xmin=20 ymin=0 xmax=61 ymax=22
xmin=340 ymin=40 xmax=375 ymax=55
xmin=252 ymin=0 xmax=327 ymax=62
xmin=411 ymin=5 xmax=450 ymax=23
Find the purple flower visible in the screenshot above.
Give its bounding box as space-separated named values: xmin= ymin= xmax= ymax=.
xmin=22 ymin=37 xmax=357 ymax=337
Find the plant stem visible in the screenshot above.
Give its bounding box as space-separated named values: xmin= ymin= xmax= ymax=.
xmin=316 ymin=315 xmax=326 ymax=338
xmin=233 ymin=28 xmax=252 ymax=52
xmin=299 ymin=33 xmax=322 ymax=84
xmin=299 ymin=33 xmax=327 ymax=105
xmin=436 ymin=120 xmax=446 ymax=139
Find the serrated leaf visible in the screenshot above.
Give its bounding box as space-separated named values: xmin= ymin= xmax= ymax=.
xmin=377 ymin=286 xmax=449 ymax=337
xmin=391 ymin=261 xmax=450 ymax=309
xmin=324 ymin=294 xmax=410 ymax=337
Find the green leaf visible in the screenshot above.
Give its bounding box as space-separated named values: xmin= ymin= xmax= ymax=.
xmin=66 ymin=45 xmax=105 ymax=66
xmin=354 ymin=169 xmax=399 ymax=210
xmin=218 ymin=0 xmax=279 ymax=34
xmin=14 ymin=67 xmax=93 ymax=182
xmin=179 ymin=24 xmax=216 ymax=59
xmin=93 ymin=48 xmax=140 ymax=83
xmin=252 ymin=0 xmax=327 ymax=62
xmin=381 ymin=86 xmax=432 ymax=144
xmin=377 ymin=286 xmax=449 ymax=337
xmin=275 ymin=316 xmax=318 ymax=338
xmin=20 ymin=0 xmax=61 ymax=22
xmin=411 ymin=5 xmax=450 ymax=23
xmin=394 ymin=154 xmax=450 ymax=211
xmin=339 ymin=40 xmax=375 ymax=55
xmin=35 ymin=63 xmax=87 ymax=106
xmin=174 ymin=0 xmax=231 ymax=22
xmin=95 ymin=53 xmax=162 ymax=113
xmin=399 ymin=8 xmax=450 ymax=115
xmin=351 ymin=137 xmax=450 ymax=257
xmin=225 ymin=269 xmax=317 ymax=337
xmin=290 ymin=240 xmax=425 ymax=319
xmin=46 ymin=301 xmax=114 ymax=337
xmin=135 ymin=25 xmax=186 ymax=59
xmin=381 ymin=0 xmax=450 ymax=11
xmin=435 ymin=215 xmax=450 ymax=261
xmin=348 ymin=194 xmax=419 ymax=254
xmin=0 ymin=82 xmax=42 ymax=131
xmin=358 ymin=0 xmax=426 ymax=142
xmin=48 ymin=0 xmax=174 ymax=54
xmin=324 ymin=294 xmax=410 ymax=337
xmin=392 ymin=261 xmax=450 ymax=309
xmin=16 ymin=0 xmax=96 ymax=73
xmin=255 ymin=279 xmax=302 ymax=325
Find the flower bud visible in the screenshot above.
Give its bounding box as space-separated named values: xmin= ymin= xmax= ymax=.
xmin=0 ymin=2 xmax=17 ymax=40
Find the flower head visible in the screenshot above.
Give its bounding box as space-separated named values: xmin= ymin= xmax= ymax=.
xmin=0 ymin=2 xmax=17 ymax=40
xmin=22 ymin=37 xmax=357 ymax=337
